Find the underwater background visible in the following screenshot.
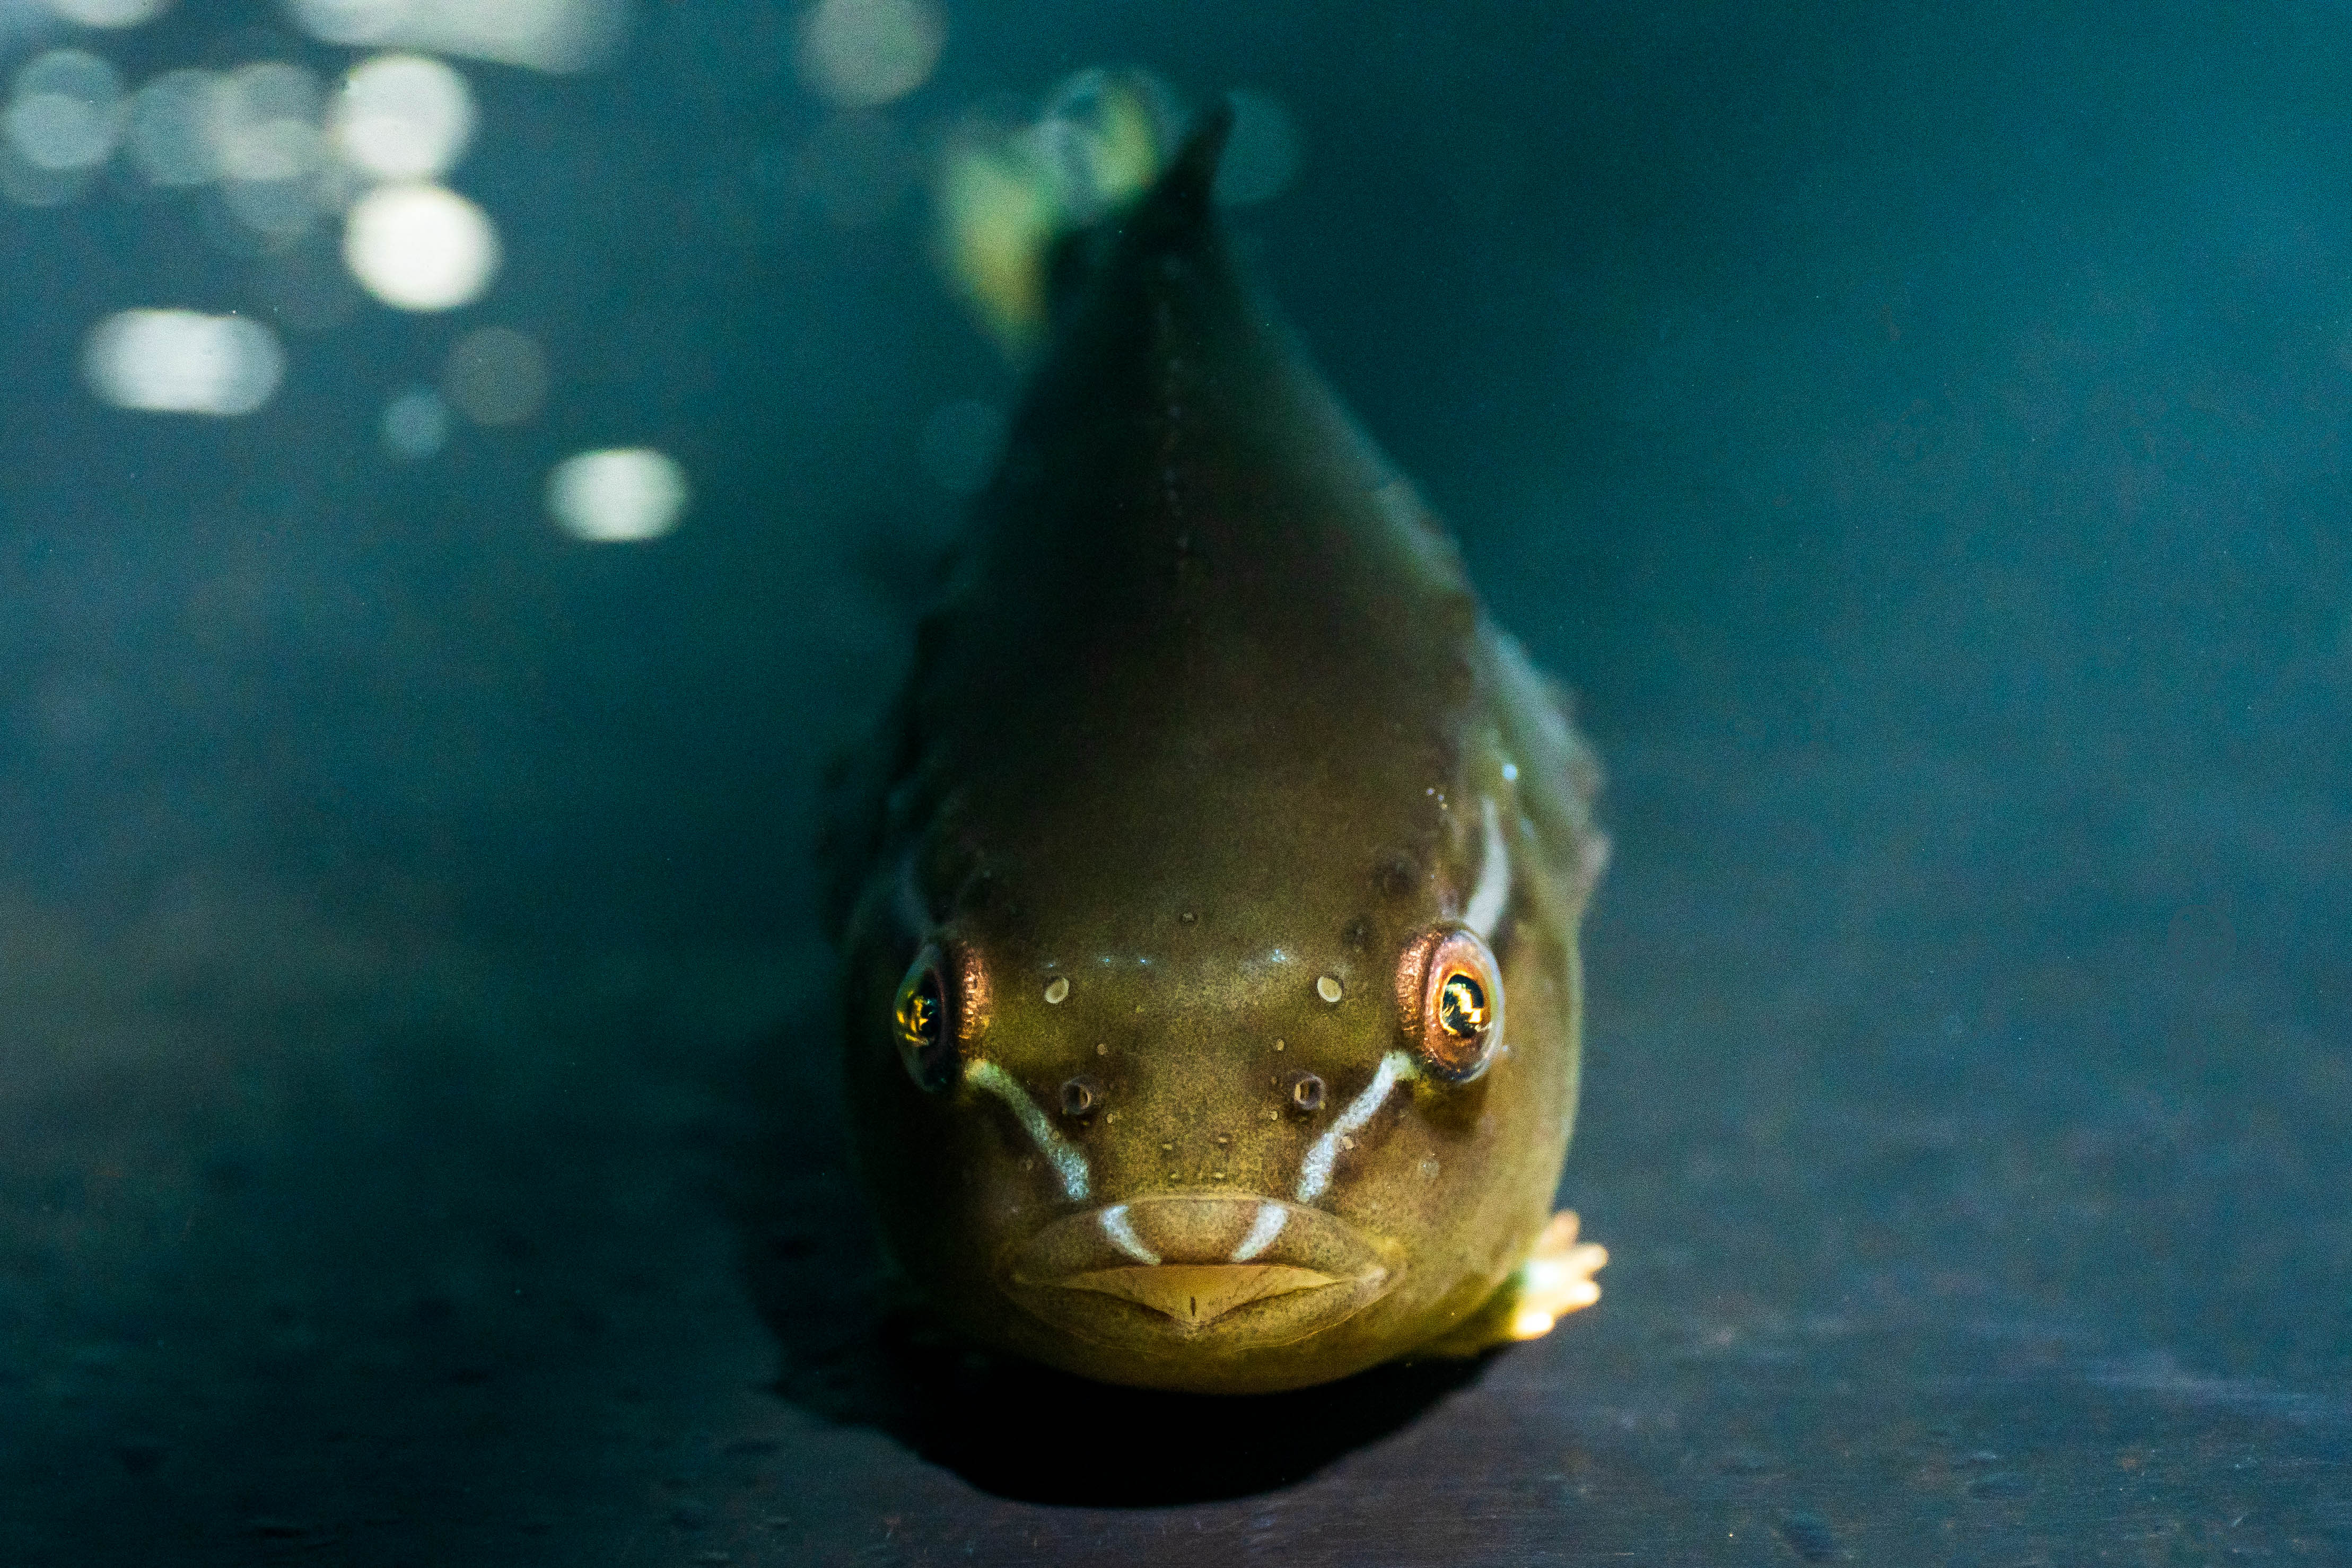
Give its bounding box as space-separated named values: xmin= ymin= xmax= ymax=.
xmin=2 ymin=0 xmax=2346 ymax=1561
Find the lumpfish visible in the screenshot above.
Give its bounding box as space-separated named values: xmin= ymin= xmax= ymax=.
xmin=823 ymin=95 xmax=1610 ymax=1395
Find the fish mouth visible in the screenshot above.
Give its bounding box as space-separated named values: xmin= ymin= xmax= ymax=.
xmin=1003 ymin=1196 xmax=1396 ymax=1345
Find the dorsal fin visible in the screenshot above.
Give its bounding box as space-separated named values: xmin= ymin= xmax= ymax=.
xmin=1041 ymin=98 xmax=1235 ymax=336
xmin=1127 ymin=98 xmax=1234 ymax=242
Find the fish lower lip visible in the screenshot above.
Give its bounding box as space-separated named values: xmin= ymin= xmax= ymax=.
xmin=1055 ymin=1263 xmax=1340 ymax=1328
xmin=1003 ymin=1196 xmax=1395 ymax=1343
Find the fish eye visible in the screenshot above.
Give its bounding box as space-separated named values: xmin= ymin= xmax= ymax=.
xmin=1438 ymin=973 xmax=1489 ymax=1039
xmin=1396 ymin=926 xmax=1504 ymax=1082
xmin=893 ymin=941 xmax=987 ymax=1092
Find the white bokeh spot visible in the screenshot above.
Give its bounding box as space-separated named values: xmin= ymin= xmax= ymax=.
xmin=795 ymin=0 xmax=944 ymax=108
xmin=5 ymin=50 xmax=125 ymax=173
xmin=287 ymin=0 xmax=628 ymax=75
xmin=333 ymin=52 xmax=474 ymax=181
xmin=126 ymin=70 xmax=222 ymax=186
xmin=84 ymin=309 xmax=286 ymax=416
xmin=343 ymin=180 xmax=500 ymax=310
xmin=547 ymin=448 xmax=689 ymax=542
xmin=41 ymin=0 xmax=172 ymax=27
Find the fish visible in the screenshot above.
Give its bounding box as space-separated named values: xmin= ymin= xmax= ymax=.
xmin=823 ymin=90 xmax=1610 ymax=1395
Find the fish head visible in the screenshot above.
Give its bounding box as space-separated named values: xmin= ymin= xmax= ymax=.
xmin=840 ymin=742 xmax=1586 ymax=1394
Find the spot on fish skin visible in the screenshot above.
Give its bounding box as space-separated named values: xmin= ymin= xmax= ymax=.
xmin=1044 ymin=977 xmax=1070 ymax=1004
xmin=1376 ymin=854 xmax=1419 ymax=898
xmin=1316 ymin=975 xmax=1343 ymax=1004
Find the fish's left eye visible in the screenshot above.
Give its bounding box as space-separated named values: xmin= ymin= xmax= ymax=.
xmin=1396 ymin=925 xmax=1504 ymax=1082
xmin=893 ymin=941 xmax=987 ymax=1092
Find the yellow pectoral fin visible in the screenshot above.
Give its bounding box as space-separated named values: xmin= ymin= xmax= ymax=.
xmin=1415 ymin=1210 xmax=1608 ymax=1359
xmin=937 ymin=70 xmax=1175 ymax=360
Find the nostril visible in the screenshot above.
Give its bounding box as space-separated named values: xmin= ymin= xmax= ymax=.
xmin=1289 ymin=1072 xmax=1326 ymax=1114
xmin=1060 ymin=1077 xmax=1098 ymax=1118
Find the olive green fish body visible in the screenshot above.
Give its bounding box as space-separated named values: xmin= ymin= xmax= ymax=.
xmin=827 ymin=111 xmax=1604 ymax=1394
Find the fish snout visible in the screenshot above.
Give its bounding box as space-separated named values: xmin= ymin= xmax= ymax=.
xmin=1003 ymin=1196 xmax=1395 ymax=1342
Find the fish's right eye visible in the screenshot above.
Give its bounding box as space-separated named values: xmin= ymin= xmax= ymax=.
xmin=1394 ymin=924 xmax=1505 ymax=1083
xmin=894 ymin=947 xmax=957 ymax=1092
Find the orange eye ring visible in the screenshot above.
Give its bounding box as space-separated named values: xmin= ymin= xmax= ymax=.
xmin=893 ymin=941 xmax=990 ymax=1093
xmin=1395 ymin=925 xmax=1504 ymax=1082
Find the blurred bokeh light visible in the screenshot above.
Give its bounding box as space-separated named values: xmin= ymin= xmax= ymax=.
xmin=125 ymin=68 xmax=220 ymax=186
xmin=212 ymin=60 xmax=332 ymax=237
xmin=380 ymin=383 xmax=450 ymax=457
xmin=794 ymin=0 xmax=943 ymax=108
xmin=40 ymin=0 xmax=170 ymax=25
xmin=547 ymin=448 xmax=688 ymax=542
xmin=285 ymin=0 xmax=628 ymax=75
xmin=4 ymin=48 xmax=122 ymax=176
xmin=443 ymin=324 xmax=547 ymax=425
xmin=330 ymin=52 xmax=473 ymax=180
xmin=82 ymin=309 xmax=286 ymax=416
xmin=209 ymin=60 xmax=320 ymax=182
xmin=342 ymin=179 xmax=500 ymax=309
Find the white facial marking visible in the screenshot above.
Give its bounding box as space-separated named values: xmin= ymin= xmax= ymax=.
xmin=1230 ymin=1202 xmax=1289 ymax=1262
xmin=1100 ymin=1203 xmax=1159 ymax=1264
xmin=965 ymin=1059 xmax=1091 ymax=1201
xmin=1464 ymin=794 xmax=1511 ymax=940
xmin=1296 ymin=1050 xmax=1414 ymax=1203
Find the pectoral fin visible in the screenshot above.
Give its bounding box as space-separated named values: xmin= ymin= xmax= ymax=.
xmin=1414 ymin=1210 xmax=1607 ymax=1359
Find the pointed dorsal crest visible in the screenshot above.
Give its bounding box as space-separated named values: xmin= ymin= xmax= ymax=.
xmin=1118 ymin=99 xmax=1235 ymax=250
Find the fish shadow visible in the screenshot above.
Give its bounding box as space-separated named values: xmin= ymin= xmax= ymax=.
xmin=722 ymin=1024 xmax=1492 ymax=1505
xmin=881 ymin=1322 xmax=1491 ymax=1505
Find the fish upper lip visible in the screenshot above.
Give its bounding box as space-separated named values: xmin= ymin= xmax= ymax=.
xmin=1004 ymin=1195 xmax=1389 ymax=1289
xmin=1001 ymin=1196 xmax=1397 ymax=1341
